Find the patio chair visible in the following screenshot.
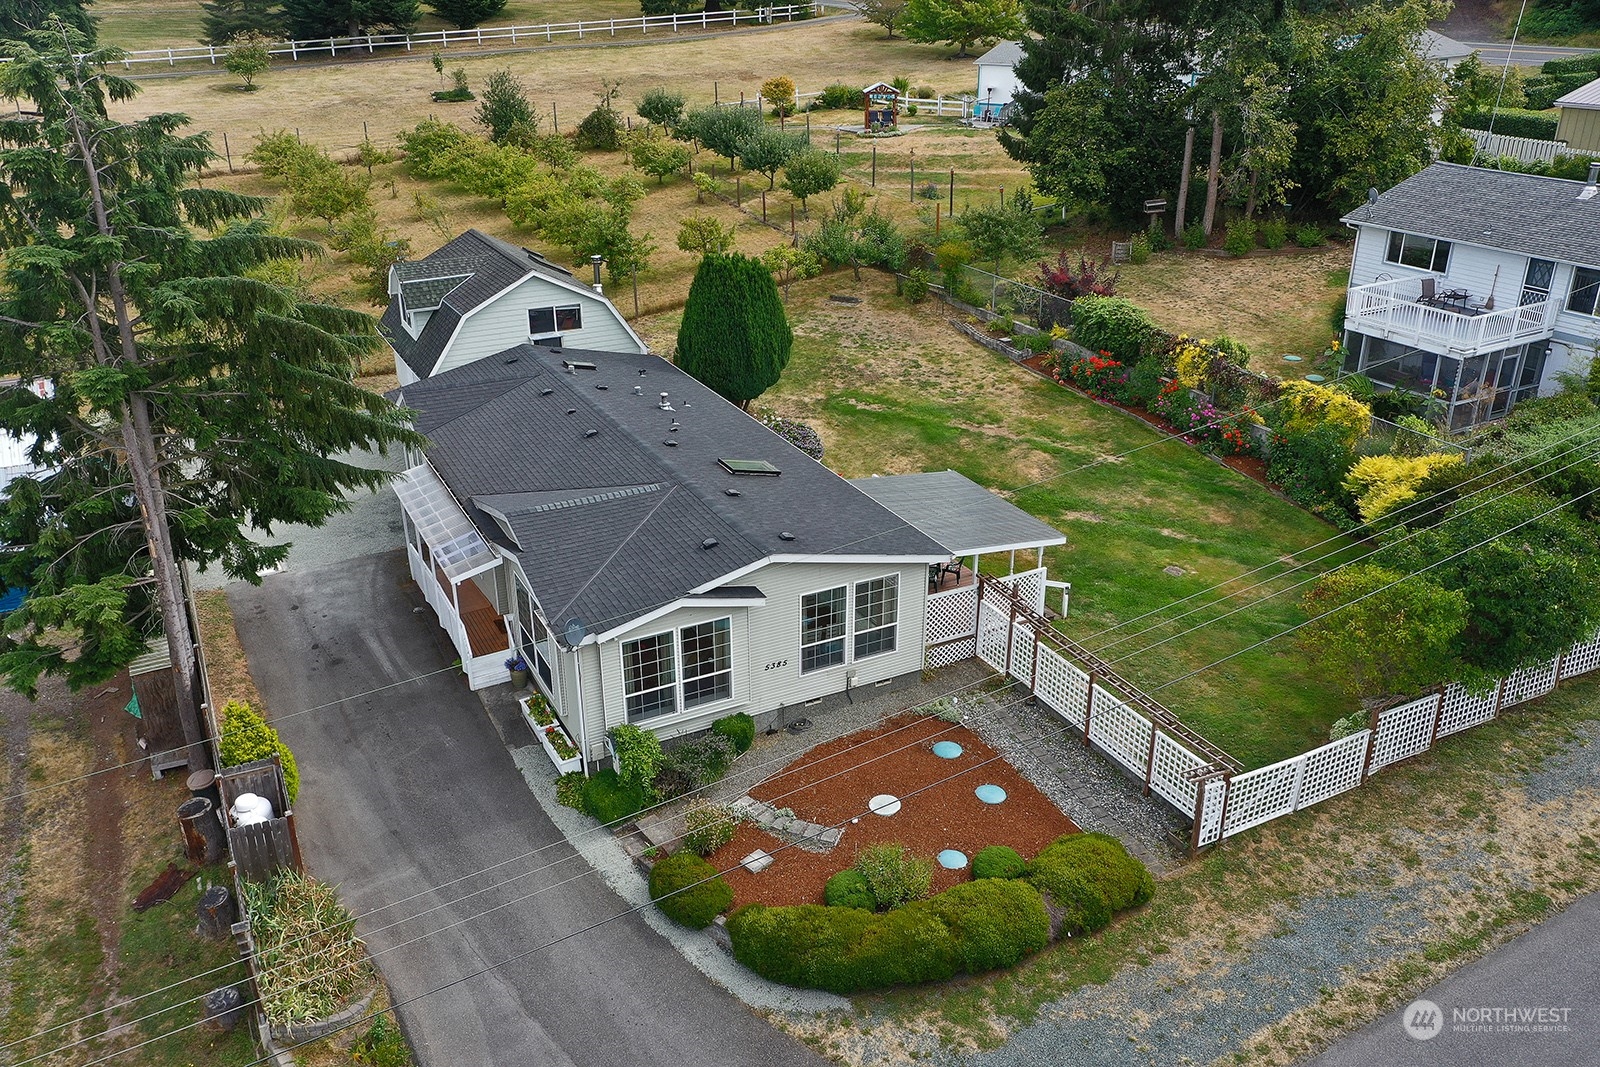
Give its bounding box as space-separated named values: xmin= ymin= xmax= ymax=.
xmin=1417 ymin=278 xmax=1437 ymax=304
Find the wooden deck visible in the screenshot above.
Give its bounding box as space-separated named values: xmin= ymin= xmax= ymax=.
xmin=435 ymin=564 xmax=509 ymax=658
xmin=929 ymin=564 xmax=975 ymax=595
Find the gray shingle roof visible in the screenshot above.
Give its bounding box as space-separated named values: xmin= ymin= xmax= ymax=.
xmin=849 ymin=470 xmax=1066 ymax=556
xmin=1419 ymin=29 xmax=1473 ymax=63
xmin=1341 ymin=162 xmax=1600 ymax=270
xmin=975 ymin=40 xmax=1024 ymax=67
xmin=378 ymin=230 xmax=581 ymax=381
xmin=398 ymin=346 xmax=948 ymax=640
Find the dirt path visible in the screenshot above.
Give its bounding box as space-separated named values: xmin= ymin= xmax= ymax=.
xmin=81 ymin=681 xmax=134 ymax=1028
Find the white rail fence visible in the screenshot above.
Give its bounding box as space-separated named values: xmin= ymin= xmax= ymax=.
xmin=92 ymin=5 xmax=816 ymax=68
xmin=1467 ymin=128 xmax=1569 ymax=164
xmin=966 ymin=574 xmax=1600 ymax=851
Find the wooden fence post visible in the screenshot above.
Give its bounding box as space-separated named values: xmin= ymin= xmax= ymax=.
xmin=1427 ymin=684 xmax=1447 ymax=749
xmin=1360 ymin=701 xmax=1381 ymax=780
xmin=1003 ymin=602 xmax=1017 ymax=677
xmin=1214 ymin=771 xmax=1234 ymax=845
xmin=1083 ymin=673 xmax=1096 ymax=746
xmin=1029 ymin=631 xmax=1040 ymax=694
xmin=1143 ymin=727 xmax=1158 ymax=796
xmin=1492 ymin=676 xmax=1508 ymax=717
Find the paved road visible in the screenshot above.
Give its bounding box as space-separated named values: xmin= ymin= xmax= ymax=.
xmin=1463 ymin=40 xmax=1599 ymax=68
xmin=230 ymin=550 xmax=829 ymax=1067
xmin=1303 ymin=892 xmax=1600 ymax=1067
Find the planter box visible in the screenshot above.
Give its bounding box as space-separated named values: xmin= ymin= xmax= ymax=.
xmin=520 ymin=696 xmax=583 ymax=774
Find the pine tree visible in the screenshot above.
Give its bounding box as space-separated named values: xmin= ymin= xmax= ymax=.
xmin=0 ymin=0 xmax=94 ymax=48
xmin=675 ymin=254 xmax=793 ymax=411
xmin=426 ymin=0 xmax=507 ymax=28
xmin=280 ymin=0 xmax=419 ymax=39
xmin=0 ymin=22 xmax=422 ymax=744
xmin=200 ymin=0 xmax=285 ymax=45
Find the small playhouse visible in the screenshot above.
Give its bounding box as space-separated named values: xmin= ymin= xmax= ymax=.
xmin=862 ymin=81 xmax=900 ymax=130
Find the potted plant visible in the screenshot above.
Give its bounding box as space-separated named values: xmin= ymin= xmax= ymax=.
xmin=505 ymin=654 xmax=531 ymax=689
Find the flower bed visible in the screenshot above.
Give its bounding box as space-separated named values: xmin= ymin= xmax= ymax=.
xmin=520 ymin=695 xmax=582 ymax=773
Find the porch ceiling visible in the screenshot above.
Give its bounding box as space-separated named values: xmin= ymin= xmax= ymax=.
xmin=849 ymin=470 xmax=1067 ymax=557
xmin=394 ymin=463 xmax=498 ymax=583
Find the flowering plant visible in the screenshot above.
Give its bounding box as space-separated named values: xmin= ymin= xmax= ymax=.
xmin=543 ymin=722 xmax=579 ymax=760
xmin=505 ymin=655 xmax=529 ymax=672
xmin=1061 ymin=351 xmax=1129 ymax=401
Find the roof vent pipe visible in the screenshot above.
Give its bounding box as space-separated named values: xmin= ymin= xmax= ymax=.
xmin=590 ymin=254 xmax=604 ymax=294
xmin=659 ymin=392 xmax=673 ymax=410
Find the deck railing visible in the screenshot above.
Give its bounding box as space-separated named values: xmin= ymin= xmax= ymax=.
xmin=1344 ymin=277 xmax=1555 ymax=356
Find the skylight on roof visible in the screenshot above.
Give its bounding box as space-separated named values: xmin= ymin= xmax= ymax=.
xmin=719 ymin=459 xmax=781 ymax=476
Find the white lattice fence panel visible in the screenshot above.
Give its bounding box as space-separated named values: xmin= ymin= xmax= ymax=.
xmin=1368 ymin=695 xmax=1437 ymax=773
xmin=1086 ymin=689 xmax=1153 ymax=777
xmin=976 ymin=604 xmax=1009 ymax=671
xmin=1500 ymin=659 xmax=1559 ymax=709
xmin=1437 ymin=682 xmax=1498 ymax=738
xmin=1222 ymin=757 xmax=1302 ymax=838
xmin=1295 ymin=731 xmax=1370 ymax=810
xmin=1034 ymin=646 xmax=1089 ymax=729
xmin=927 ymin=586 xmax=979 ymax=644
xmin=1560 ymin=635 xmax=1600 ymax=680
xmin=926 ymin=638 xmax=975 ymax=669
xmin=1148 ymin=731 xmax=1205 ymax=813
xmin=995 ymin=567 xmax=1048 ymax=613
xmin=1007 ymin=623 xmax=1035 ymax=684
xmin=1196 ymin=777 xmax=1227 ymax=847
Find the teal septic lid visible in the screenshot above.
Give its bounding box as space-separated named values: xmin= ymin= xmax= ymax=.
xmin=974 ymin=784 xmax=1007 ymax=804
xmin=1304 ymin=373 xmax=1327 ymax=382
xmin=937 ymin=849 xmax=968 ymax=869
xmin=1281 ymin=354 xmax=1303 ymax=362
xmin=932 ymin=740 xmax=963 ymax=759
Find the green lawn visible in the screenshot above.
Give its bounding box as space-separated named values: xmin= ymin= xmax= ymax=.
xmin=740 ymin=272 xmax=1365 ymax=768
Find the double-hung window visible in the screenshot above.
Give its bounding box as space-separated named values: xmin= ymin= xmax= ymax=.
xmin=800 ymin=586 xmax=848 ymax=673
xmin=1567 ymin=267 xmax=1600 ymax=317
xmin=853 ymin=575 xmax=899 ymax=658
xmin=622 ymin=618 xmax=733 ymax=721
xmin=1385 ymin=231 xmax=1451 ymax=273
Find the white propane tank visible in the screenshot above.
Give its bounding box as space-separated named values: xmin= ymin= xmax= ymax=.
xmin=229 ymin=792 xmax=275 ymax=826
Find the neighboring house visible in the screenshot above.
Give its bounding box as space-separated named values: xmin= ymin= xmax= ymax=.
xmin=973 ymin=40 xmax=1024 ymax=123
xmin=1339 ymin=161 xmax=1600 ymax=430
xmin=380 ymin=229 xmax=647 ymax=386
xmin=390 ymin=342 xmax=1063 ymax=758
xmin=1555 ymin=76 xmax=1600 ymax=155
xmin=1418 ymin=29 xmax=1474 ymax=68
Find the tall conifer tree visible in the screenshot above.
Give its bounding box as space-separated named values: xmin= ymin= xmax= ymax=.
xmin=675 ymin=254 xmax=792 ymax=411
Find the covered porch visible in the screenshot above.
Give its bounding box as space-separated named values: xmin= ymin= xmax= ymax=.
xmin=394 ymin=463 xmax=512 ymax=690
xmin=850 ymin=470 xmax=1068 ymax=669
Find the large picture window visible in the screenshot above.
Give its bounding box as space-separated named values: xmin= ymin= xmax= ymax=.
xmin=1567 ymin=267 xmax=1600 ymax=317
xmin=853 ymin=575 xmax=899 ymax=659
xmin=622 ymin=632 xmax=676 ymax=721
xmin=1385 ymin=231 xmax=1451 ymax=273
xmin=682 ymin=619 xmax=732 ymax=707
xmin=800 ymin=586 xmax=848 ymax=673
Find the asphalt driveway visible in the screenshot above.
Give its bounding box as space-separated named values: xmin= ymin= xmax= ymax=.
xmin=230 ymin=549 xmax=829 ymax=1067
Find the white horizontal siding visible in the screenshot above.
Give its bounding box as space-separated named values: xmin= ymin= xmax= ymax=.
xmin=436 ymin=276 xmax=644 ymax=374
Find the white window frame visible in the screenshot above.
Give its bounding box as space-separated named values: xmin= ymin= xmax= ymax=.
xmin=853 ymin=574 xmax=899 ymax=660
xmin=1567 ymin=266 xmax=1600 ymax=317
xmin=529 ymin=304 xmax=583 ymax=338
xmin=1384 ymin=231 xmax=1451 ymax=273
xmin=680 ymin=618 xmax=733 ymax=709
xmin=800 ymin=584 xmax=849 ymax=674
xmin=622 ymin=616 xmax=736 ymax=722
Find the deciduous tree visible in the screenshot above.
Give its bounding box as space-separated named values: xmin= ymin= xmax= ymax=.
xmin=859 ymin=0 xmax=910 ymax=38
xmin=629 ymin=132 xmax=691 ymax=183
xmin=476 ymin=68 xmax=535 ymax=143
xmin=901 ymin=0 xmax=1024 ymax=58
xmin=681 ymin=105 xmax=765 ymax=172
xmin=780 ymin=148 xmax=841 ymax=214
xmin=738 ymin=126 xmax=801 ymax=188
xmin=676 ymin=215 xmax=736 ymax=256
xmin=1299 ymin=565 xmax=1467 ymax=704
xmin=224 ymin=31 xmax=272 ymax=89
xmin=676 ymin=254 xmax=793 ymax=410
xmin=0 ymin=24 xmax=421 ymax=743
xmin=636 ymin=87 xmax=686 ymax=129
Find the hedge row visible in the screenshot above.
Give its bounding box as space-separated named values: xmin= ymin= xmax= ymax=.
xmin=1457 ymin=108 xmax=1560 ymax=140
xmin=728 ymin=878 xmax=1050 ymax=993
xmin=1541 ymin=52 xmax=1600 ymax=78
xmin=1524 ymin=72 xmax=1594 ymax=111
xmin=1027 ymin=832 xmax=1155 ymax=937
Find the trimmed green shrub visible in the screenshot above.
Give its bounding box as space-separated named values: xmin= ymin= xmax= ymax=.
xmin=1034 ymin=832 xmax=1155 ymax=910
xmin=853 ymin=843 xmax=933 ymax=910
xmin=1027 ymin=857 xmax=1111 ymax=935
xmin=580 ymin=769 xmax=646 ymax=824
xmin=813 ymin=83 xmax=865 ymax=110
xmin=1293 ymin=224 xmax=1326 ymax=248
xmin=219 ymin=699 xmax=300 ymax=804
xmin=654 ymin=733 xmax=736 ymax=799
xmin=923 ymin=879 xmax=1050 ymax=972
xmin=677 ymin=252 xmax=793 ymax=408
xmin=1181 ymin=220 xmax=1207 ymax=250
xmin=971 ymin=845 xmax=1027 ymax=880
xmin=649 ymin=852 xmax=733 ymax=929
xmin=608 ymin=723 xmax=663 ymax=795
xmin=824 ymin=869 xmax=877 ymax=910
xmin=1541 ymin=52 xmax=1600 ymax=77
xmin=728 ymin=878 xmax=1050 ymax=993
xmin=1457 ymin=108 xmax=1559 ymax=140
xmin=1071 ymin=295 xmax=1160 ymax=366
xmin=1223 ymin=218 xmax=1256 ymax=256
xmin=711 ymin=712 xmax=755 ymax=754
xmin=1259 ymin=217 xmax=1288 ymax=250
xmin=681 ymin=802 xmax=739 ymax=856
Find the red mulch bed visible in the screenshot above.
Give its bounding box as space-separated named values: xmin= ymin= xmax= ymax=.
xmin=708 ymin=715 xmax=1077 ymax=908
xmin=1019 ymin=352 xmax=1275 ymax=490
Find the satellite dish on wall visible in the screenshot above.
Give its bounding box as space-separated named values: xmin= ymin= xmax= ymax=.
xmin=564 ymin=618 xmax=587 ymax=646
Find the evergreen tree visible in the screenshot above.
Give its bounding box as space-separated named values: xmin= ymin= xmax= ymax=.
xmin=476 ymin=69 xmax=534 ymax=143
xmin=0 ymin=23 xmax=421 ymax=743
xmin=426 ymin=0 xmax=507 ymax=29
xmin=280 ymin=0 xmax=419 ymax=39
xmin=201 ymin=0 xmax=285 ymax=45
xmin=676 ymin=254 xmax=793 ymax=411
xmin=0 ymin=0 xmax=93 ymax=48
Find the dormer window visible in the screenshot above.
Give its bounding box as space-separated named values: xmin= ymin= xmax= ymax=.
xmin=530 ymin=305 xmax=582 ymax=337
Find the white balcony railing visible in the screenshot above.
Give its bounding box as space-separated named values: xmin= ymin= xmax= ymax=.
xmin=1344 ymin=278 xmax=1556 ymax=356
